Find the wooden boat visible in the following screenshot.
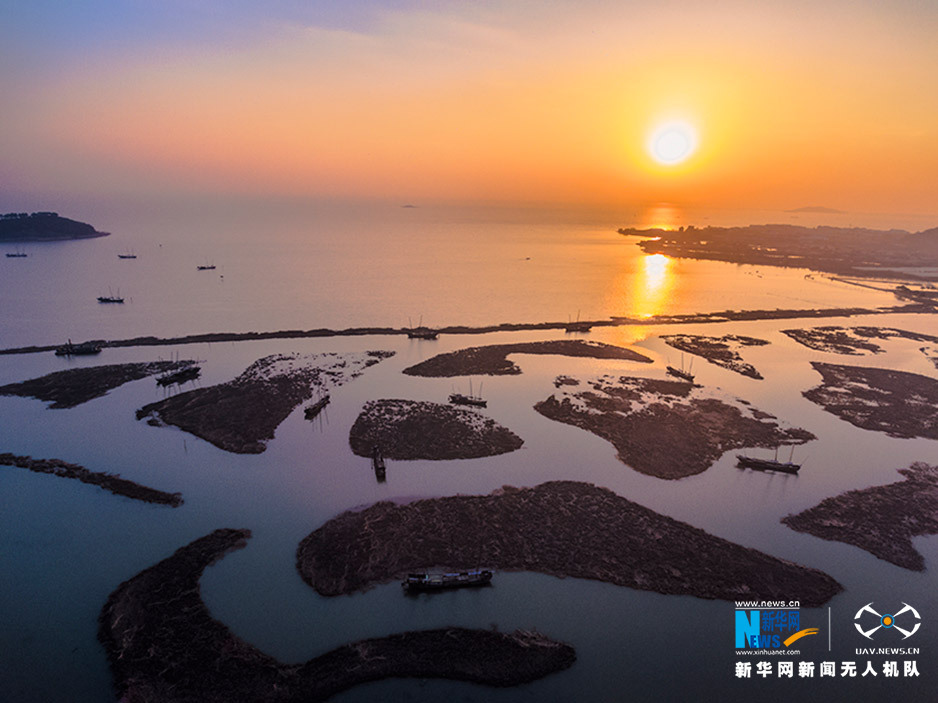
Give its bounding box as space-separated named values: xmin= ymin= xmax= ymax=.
xmin=666 ymin=365 xmax=695 ymax=382
xmin=55 ymin=340 xmax=102 ymax=356
xmin=402 ymin=569 xmax=493 ymax=592
xmin=304 ymin=394 xmax=330 ymax=419
xmin=666 ymin=353 xmax=695 ymax=382
xmin=406 ymin=316 xmax=438 ymax=339
xmin=449 ymin=379 xmax=486 ymax=407
xmin=372 ymin=445 xmax=386 ymax=481
xmin=449 ymin=392 xmax=487 ymax=407
xmin=156 ymin=365 xmax=201 ymax=387
xmin=6 ymin=248 xmax=27 ymax=258
xmin=736 ymin=447 xmax=801 ymax=475
xmin=564 ymin=310 xmax=591 ymax=333
xmin=197 ymin=264 xmax=216 ymax=270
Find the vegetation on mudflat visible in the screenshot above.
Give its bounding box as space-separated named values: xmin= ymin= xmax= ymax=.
xmin=297 ymin=481 xmax=841 ymax=606
xmin=803 ymin=362 xmax=938 ymax=439
xmin=0 ymin=360 xmax=194 ymax=408
xmin=403 ymin=339 xmax=652 ymax=377
xmin=0 ymin=452 xmax=182 ymax=506
xmin=783 ymin=463 xmax=938 ymax=571
xmin=535 ymin=375 xmax=813 ymax=479
xmin=99 ymin=529 xmax=575 ymax=703
xmin=136 ymin=351 xmax=393 ymax=453
xmin=349 ymin=399 xmax=523 ymax=460
xmin=661 ymin=334 xmax=769 ymax=379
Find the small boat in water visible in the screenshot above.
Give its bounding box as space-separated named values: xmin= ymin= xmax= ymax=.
xmin=737 ymin=447 xmax=801 ymax=475
xmin=449 ymin=379 xmax=486 ymax=407
xmin=304 ymin=394 xmax=331 ymax=419
xmin=402 ymin=569 xmax=493 ymax=592
xmin=55 ymin=340 xmax=102 ymax=356
xmin=97 ymin=287 xmax=125 ymax=304
xmin=372 ymin=445 xmax=386 ymax=481
xmin=156 ymin=365 xmax=201 ymax=387
xmin=564 ymin=310 xmax=591 ymax=333
xmin=197 ymin=264 xmax=216 ymax=270
xmin=666 ymin=365 xmax=695 ymax=382
xmin=666 ymin=353 xmax=695 ymax=382
xmin=406 ymin=315 xmax=438 ymax=340
xmin=6 ymin=248 xmax=27 ymax=258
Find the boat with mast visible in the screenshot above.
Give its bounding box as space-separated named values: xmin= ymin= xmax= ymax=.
xmin=666 ymin=353 xmax=695 ymax=382
xmin=406 ymin=315 xmax=439 ymax=340
xmin=449 ymin=379 xmax=487 ymax=407
xmin=304 ymin=394 xmax=331 ymax=419
xmin=564 ymin=310 xmax=591 ymax=333
xmin=736 ymin=446 xmax=801 ymax=475
xmin=54 ymin=339 xmax=102 ymax=356
xmin=6 ymin=247 xmax=27 ymax=258
xmin=97 ymin=287 xmax=124 ymax=303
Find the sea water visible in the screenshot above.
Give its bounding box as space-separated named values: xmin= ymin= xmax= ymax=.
xmin=1 ymin=202 xmax=936 ymax=702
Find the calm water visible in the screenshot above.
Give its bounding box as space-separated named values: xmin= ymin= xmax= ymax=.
xmin=1 ymin=203 xmax=936 ymax=702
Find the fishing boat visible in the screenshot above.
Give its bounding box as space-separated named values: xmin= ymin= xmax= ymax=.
xmin=564 ymin=310 xmax=591 ymax=333
xmin=736 ymin=447 xmax=801 ymax=475
xmin=372 ymin=445 xmax=386 ymax=481
xmin=156 ymin=365 xmax=201 ymax=387
xmin=666 ymin=353 xmax=695 ymax=382
xmin=6 ymin=248 xmax=27 ymax=258
xmin=197 ymin=264 xmax=216 ymax=270
xmin=449 ymin=379 xmax=486 ymax=407
xmin=97 ymin=287 xmax=124 ymax=303
xmin=118 ymin=249 xmax=137 ymax=259
xmin=406 ymin=315 xmax=438 ymax=339
xmin=666 ymin=366 xmax=695 ymax=382
xmin=304 ymin=394 xmax=331 ymax=419
xmin=54 ymin=340 xmax=102 ymax=356
xmin=402 ymin=569 xmax=493 ymax=592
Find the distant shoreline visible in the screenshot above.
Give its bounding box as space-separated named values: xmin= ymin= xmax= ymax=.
xmin=0 ymin=212 xmax=109 ymax=242
xmin=1 ymin=301 xmax=933 ymax=356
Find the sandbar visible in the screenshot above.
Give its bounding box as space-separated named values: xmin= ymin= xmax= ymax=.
xmin=783 ymin=326 xmax=938 ymax=368
xmin=783 ymin=463 xmax=938 ymax=571
xmin=803 ymin=362 xmax=938 ymax=439
xmin=296 ymin=481 xmax=841 ymax=606
xmin=534 ymin=375 xmax=813 ymax=479
xmin=136 ymin=351 xmax=393 ymax=453
xmin=0 ymin=302 xmax=931 ymax=357
xmin=402 ymin=339 xmax=652 ymax=377
xmin=349 ymin=399 xmax=523 ymax=460
xmin=661 ymin=334 xmax=769 ymax=379
xmin=0 ymin=452 xmax=182 ymax=506
xmin=99 ymin=528 xmax=575 ymax=702
xmin=0 ymin=360 xmax=194 ymax=408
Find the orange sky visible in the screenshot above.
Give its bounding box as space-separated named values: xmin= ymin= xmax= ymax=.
xmin=2 ymin=1 xmax=937 ymax=214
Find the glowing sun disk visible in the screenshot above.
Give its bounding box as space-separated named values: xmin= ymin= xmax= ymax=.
xmin=649 ymin=121 xmax=697 ymax=165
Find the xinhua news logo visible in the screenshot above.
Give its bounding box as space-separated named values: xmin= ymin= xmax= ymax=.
xmin=735 ymin=606 xmax=818 ymax=650
xmin=854 ymin=603 xmax=922 ymax=640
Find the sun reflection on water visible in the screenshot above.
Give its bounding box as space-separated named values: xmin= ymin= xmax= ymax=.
xmin=634 ymin=253 xmax=673 ymax=318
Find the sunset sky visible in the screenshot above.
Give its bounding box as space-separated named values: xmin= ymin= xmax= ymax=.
xmin=2 ymin=0 xmax=937 ymax=213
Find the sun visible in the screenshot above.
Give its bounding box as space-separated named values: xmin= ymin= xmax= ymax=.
xmin=648 ymin=121 xmax=697 ymax=165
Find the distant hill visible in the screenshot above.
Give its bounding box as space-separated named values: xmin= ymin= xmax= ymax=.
xmin=785 ymin=206 xmax=846 ymax=214
xmin=0 ymin=212 xmax=109 ymax=242
xmin=616 ymin=222 xmax=938 ymax=281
